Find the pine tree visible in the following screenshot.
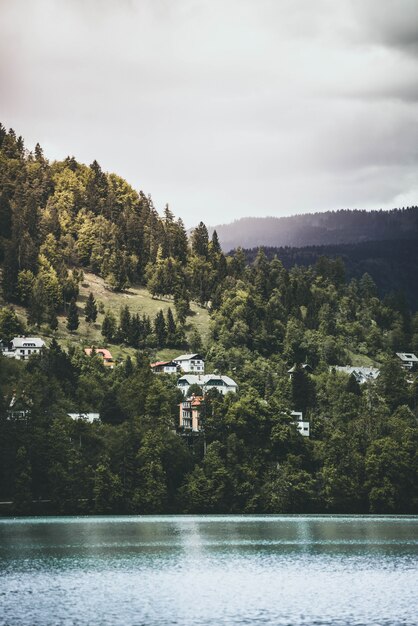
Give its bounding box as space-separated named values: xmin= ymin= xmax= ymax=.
xmin=189 ymin=326 xmax=203 ymax=352
xmin=119 ymin=305 xmax=131 ymax=343
xmin=102 ymin=310 xmax=117 ymax=342
xmin=48 ymin=308 xmax=58 ymax=332
xmin=66 ymin=298 xmax=79 ymax=332
xmin=191 ymin=222 xmax=209 ymax=258
xmin=154 ymin=310 xmax=166 ymax=347
xmin=84 ymin=292 xmax=98 ymax=323
xmin=166 ymin=307 xmax=177 ymax=347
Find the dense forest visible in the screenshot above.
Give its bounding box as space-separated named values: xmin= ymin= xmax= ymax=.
xmin=210 ymin=208 xmax=418 ymax=252
xmin=1 ymin=124 xmax=418 ymax=515
xmin=241 ymin=238 xmax=418 ymax=310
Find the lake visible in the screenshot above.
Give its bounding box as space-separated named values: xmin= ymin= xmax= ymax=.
xmin=0 ymin=515 xmax=417 ymax=625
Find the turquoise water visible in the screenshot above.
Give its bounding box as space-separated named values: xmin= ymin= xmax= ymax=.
xmin=0 ymin=515 xmax=417 ymax=625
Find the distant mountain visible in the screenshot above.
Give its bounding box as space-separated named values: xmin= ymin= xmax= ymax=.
xmin=241 ymin=238 xmax=418 ymax=310
xmin=209 ymin=208 xmax=418 ymax=252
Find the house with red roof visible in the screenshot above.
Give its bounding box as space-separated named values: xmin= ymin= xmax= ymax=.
xmin=150 ymin=360 xmax=179 ymax=374
xmin=179 ymin=395 xmax=204 ymax=432
xmin=84 ymin=347 xmax=115 ymax=368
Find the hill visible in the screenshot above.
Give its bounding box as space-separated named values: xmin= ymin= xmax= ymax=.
xmin=209 ymin=208 xmax=418 ymax=252
xmin=0 ymin=270 xmax=211 ymax=361
xmin=240 ymin=238 xmax=418 ymax=310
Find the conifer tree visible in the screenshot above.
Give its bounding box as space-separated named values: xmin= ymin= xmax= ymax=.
xmin=84 ymin=292 xmax=98 ymax=323
xmin=154 ymin=310 xmax=166 ymax=347
xmin=66 ymin=298 xmax=79 ymax=332
xmin=48 ymin=308 xmax=58 ymax=332
xmin=191 ymin=222 xmax=209 ymax=258
xmin=102 ymin=310 xmax=117 ymax=342
xmin=119 ymin=305 xmax=131 ymax=343
xmin=166 ymin=307 xmax=177 ymax=347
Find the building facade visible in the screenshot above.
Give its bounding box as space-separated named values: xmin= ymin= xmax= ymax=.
xmin=173 ymin=353 xmax=205 ymax=373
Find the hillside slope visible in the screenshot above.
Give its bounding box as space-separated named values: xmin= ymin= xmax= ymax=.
xmin=0 ymin=271 xmax=210 ymax=361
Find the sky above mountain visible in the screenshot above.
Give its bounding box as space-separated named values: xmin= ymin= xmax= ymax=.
xmin=1 ymin=0 xmax=417 ymax=227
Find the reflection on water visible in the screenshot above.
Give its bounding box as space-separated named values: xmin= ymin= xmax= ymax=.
xmin=0 ymin=516 xmax=417 ymax=625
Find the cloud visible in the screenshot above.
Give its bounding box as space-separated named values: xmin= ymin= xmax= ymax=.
xmin=0 ymin=0 xmax=417 ymax=226
xmin=350 ymin=0 xmax=418 ymax=56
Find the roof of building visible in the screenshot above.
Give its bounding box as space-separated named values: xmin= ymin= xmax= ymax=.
xmin=333 ymin=366 xmax=380 ymax=382
xmin=150 ymin=360 xmax=178 ymax=368
xmin=204 ymin=375 xmax=238 ymax=387
xmin=84 ymin=348 xmax=113 ymax=360
xmin=177 ymin=374 xmax=238 ymax=387
xmin=174 ymin=353 xmax=204 ymax=362
xmin=287 ymin=363 xmax=312 ymax=373
xmin=396 ymin=352 xmax=418 ymax=362
xmin=11 ymin=337 xmax=45 ymax=349
xmin=68 ymin=413 xmax=100 ymax=423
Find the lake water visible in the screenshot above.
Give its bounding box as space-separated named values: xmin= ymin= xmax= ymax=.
xmin=0 ymin=515 xmax=417 ymax=626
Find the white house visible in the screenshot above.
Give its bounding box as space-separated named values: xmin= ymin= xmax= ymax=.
xmin=333 ymin=366 xmax=380 ymax=384
xmin=150 ymin=360 xmax=179 ymax=374
xmin=173 ymin=353 xmax=205 ymax=374
xmin=2 ymin=337 xmax=46 ymax=360
xmin=177 ymin=374 xmax=238 ymax=396
xmin=396 ymin=352 xmax=418 ymax=370
xmin=67 ymin=412 xmax=100 ymax=423
xmin=290 ymin=411 xmax=310 ymax=437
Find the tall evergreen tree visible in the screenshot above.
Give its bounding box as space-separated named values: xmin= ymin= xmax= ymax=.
xmin=166 ymin=307 xmax=177 ymax=347
xmin=102 ymin=310 xmax=117 ymax=342
xmin=191 ymin=222 xmax=209 ymax=259
xmin=66 ymin=298 xmax=79 ymax=332
xmin=154 ymin=310 xmax=166 ymax=347
xmin=84 ymin=292 xmax=98 ymax=323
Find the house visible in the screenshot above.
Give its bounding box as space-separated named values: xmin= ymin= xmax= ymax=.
xmin=333 ymin=366 xmax=380 ymax=384
xmin=67 ymin=412 xmax=100 ymax=423
xmin=177 ymin=374 xmax=238 ymax=396
xmin=84 ymin=347 xmax=115 ymax=368
xmin=173 ymin=353 xmax=205 ymax=374
xmin=396 ymin=352 xmax=418 ymax=370
xmin=7 ymin=391 xmax=31 ymax=420
xmin=1 ymin=337 xmax=45 ymax=360
xmin=150 ymin=360 xmax=179 ymax=374
xmin=290 ymin=411 xmax=310 ymax=437
xmin=179 ymin=395 xmax=204 ymax=432
xmin=287 ymin=363 xmax=312 ymax=379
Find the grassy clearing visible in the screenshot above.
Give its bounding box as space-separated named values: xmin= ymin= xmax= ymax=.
xmin=346 ymin=350 xmax=380 ymax=367
xmin=2 ymin=271 xmax=211 ymax=361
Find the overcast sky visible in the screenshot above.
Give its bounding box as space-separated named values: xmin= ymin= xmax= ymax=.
xmin=1 ymin=0 xmax=417 ymax=227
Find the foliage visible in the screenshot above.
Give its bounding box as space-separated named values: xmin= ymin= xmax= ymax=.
xmin=0 ymin=123 xmax=417 ymax=515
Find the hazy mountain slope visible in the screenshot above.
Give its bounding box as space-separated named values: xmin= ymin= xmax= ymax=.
xmin=209 ymin=208 xmax=418 ymax=252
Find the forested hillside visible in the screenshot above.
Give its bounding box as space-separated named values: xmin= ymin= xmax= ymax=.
xmin=241 ymin=239 xmax=418 ymax=310
xmin=1 ymin=124 xmax=418 ymax=516
xmin=210 ymin=209 xmax=418 ymax=252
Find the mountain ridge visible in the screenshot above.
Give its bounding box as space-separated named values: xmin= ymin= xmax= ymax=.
xmin=208 ymin=207 xmax=418 ymax=252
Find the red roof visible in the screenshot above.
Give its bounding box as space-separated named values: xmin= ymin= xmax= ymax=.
xmin=84 ymin=348 xmax=113 ymax=360
xmin=151 ymin=361 xmax=176 ymax=368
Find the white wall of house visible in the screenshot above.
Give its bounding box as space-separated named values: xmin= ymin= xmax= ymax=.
xmin=2 ymin=338 xmax=45 ymax=360
xmin=174 ymin=354 xmax=205 ymax=373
